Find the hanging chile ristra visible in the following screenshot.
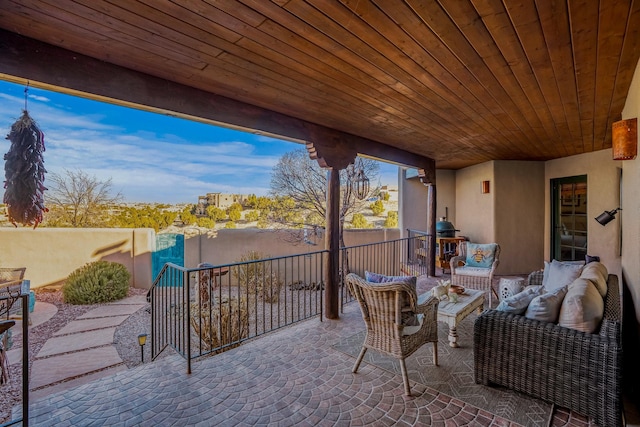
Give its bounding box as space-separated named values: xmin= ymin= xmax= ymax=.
xmin=3 ymin=110 xmax=48 ymax=227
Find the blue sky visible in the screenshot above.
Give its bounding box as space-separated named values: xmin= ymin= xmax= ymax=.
xmin=0 ymin=79 xmax=398 ymax=204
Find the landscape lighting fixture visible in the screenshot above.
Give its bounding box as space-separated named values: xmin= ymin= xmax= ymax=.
xmin=138 ymin=333 xmax=147 ymax=363
xmin=595 ymin=208 xmax=621 ymax=226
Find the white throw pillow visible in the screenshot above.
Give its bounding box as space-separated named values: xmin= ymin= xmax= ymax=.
xmin=558 ymin=278 xmax=604 ymax=333
xmin=525 ymin=286 xmax=568 ymax=322
xmin=496 ymin=286 xmax=543 ymax=315
xmin=580 ymin=262 xmax=608 ymax=297
xmin=543 ymin=260 xmax=584 ymax=292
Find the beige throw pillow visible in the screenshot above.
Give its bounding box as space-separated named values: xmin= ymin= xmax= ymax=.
xmin=580 ymin=262 xmax=608 ymax=297
xmin=558 ymin=278 xmax=604 ymax=333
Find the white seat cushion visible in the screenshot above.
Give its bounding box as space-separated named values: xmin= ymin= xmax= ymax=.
xmin=455 ymin=266 xmax=491 ymax=277
xmin=402 ymin=313 xmax=424 ymax=336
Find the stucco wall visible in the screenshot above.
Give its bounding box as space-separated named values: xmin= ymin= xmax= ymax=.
xmin=621 ymin=58 xmax=640 ymax=325
xmin=454 ymin=162 xmax=495 ymax=243
xmin=184 ymin=228 xmax=401 ymax=268
xmin=544 ymin=150 xmax=622 ymax=278
xmin=494 ymin=161 xmax=545 ymax=274
xmin=0 ymin=228 xmax=154 ymax=289
xmin=398 ymin=169 xmax=456 ymax=236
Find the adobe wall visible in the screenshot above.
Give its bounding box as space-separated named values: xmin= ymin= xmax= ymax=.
xmin=0 ymin=228 xmax=154 ymax=289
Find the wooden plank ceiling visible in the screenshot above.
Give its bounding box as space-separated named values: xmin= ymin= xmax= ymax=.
xmin=1 ymin=0 xmax=639 ymax=169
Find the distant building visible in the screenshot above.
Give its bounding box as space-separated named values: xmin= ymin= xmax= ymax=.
xmin=195 ymin=193 xmax=249 ymax=216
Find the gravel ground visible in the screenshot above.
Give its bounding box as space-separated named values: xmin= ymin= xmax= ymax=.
xmin=0 ymin=287 xmax=149 ymax=424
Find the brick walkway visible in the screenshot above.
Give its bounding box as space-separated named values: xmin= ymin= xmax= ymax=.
xmin=20 ymin=298 xmax=599 ymax=427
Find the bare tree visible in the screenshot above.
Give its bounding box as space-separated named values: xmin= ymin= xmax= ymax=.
xmin=270 ymin=148 xmax=380 ymax=245
xmin=45 ymin=169 xmax=122 ymax=227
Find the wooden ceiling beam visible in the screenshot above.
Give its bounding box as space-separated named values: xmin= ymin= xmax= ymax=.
xmin=0 ymin=29 xmax=435 ymax=175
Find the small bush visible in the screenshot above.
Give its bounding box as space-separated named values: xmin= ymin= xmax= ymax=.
xmin=234 ymin=251 xmax=283 ymax=302
xmin=63 ymin=261 xmax=130 ymax=304
xmin=190 ymin=296 xmax=249 ymax=352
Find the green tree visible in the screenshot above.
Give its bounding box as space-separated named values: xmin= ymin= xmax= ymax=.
xmin=384 ymin=211 xmax=398 ymax=228
xmin=227 ymin=202 xmax=243 ymax=221
xmin=196 ymin=217 xmax=215 ymax=228
xmin=351 ymin=213 xmax=372 ymax=229
xmin=370 ymin=200 xmax=385 ymax=216
xmin=180 ymin=205 xmax=198 ymax=225
xmin=245 ymin=210 xmax=259 ymax=222
xmin=111 ymin=205 xmax=178 ymax=231
xmin=206 ymin=205 xmax=226 ymax=222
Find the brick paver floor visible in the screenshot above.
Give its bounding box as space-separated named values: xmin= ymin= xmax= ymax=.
xmin=23 ymin=297 xmax=600 ymax=427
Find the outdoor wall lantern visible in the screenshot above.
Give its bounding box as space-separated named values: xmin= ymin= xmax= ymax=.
xmin=138 ymin=333 xmax=148 ymax=363
xmin=354 ymin=169 xmax=370 ymax=200
xmin=595 ymin=208 xmax=621 ymax=226
xmin=612 ymin=118 xmax=637 ymax=160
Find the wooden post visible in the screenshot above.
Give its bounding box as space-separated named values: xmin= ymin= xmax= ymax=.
xmin=427 ymin=184 xmax=437 ymax=277
xmin=325 ymin=169 xmax=341 ymax=319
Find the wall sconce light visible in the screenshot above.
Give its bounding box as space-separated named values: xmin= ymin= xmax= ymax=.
xmin=595 ymin=208 xmax=621 ymax=226
xmin=612 ymin=118 xmax=637 ymax=160
xmin=138 ymin=333 xmax=147 ymax=363
xmin=481 ymin=180 xmax=490 ymax=194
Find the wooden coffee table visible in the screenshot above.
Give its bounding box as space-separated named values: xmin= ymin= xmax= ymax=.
xmin=420 ymin=288 xmax=484 ymax=347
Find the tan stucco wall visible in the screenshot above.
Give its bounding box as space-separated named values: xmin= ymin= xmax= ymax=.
xmin=494 ymin=161 xmax=545 ymax=274
xmin=621 ymin=58 xmax=640 ymax=325
xmin=0 ymin=228 xmax=154 ymax=289
xmin=455 ymin=162 xmax=495 ymax=243
xmin=184 ymin=228 xmax=400 ymax=268
xmin=398 ymin=169 xmax=456 ymax=236
xmin=544 ymin=150 xmax=622 ymax=278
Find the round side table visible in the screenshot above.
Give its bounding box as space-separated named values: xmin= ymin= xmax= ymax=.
xmin=498 ymin=277 xmax=526 ymax=301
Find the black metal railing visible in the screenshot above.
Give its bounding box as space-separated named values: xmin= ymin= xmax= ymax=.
xmin=0 ymin=281 xmax=29 ymax=427
xmin=338 ymin=232 xmax=432 ymax=307
xmin=149 ymin=250 xmax=326 ymax=372
xmin=149 ymin=232 xmax=434 ymax=371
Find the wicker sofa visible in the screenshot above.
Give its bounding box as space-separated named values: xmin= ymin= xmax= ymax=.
xmin=474 ymin=269 xmax=622 ymax=427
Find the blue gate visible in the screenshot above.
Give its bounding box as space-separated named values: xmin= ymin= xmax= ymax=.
xmin=152 ymin=233 xmax=184 ymax=280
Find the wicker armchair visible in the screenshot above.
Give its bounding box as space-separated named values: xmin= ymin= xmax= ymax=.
xmin=474 ymin=273 xmax=622 ymax=427
xmin=449 ymin=242 xmax=500 ymax=307
xmin=345 ymin=273 xmax=439 ymax=396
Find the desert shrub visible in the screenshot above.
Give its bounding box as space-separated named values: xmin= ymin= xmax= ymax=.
xmin=351 ymin=213 xmax=372 ymax=229
xmin=384 ymin=211 xmax=398 ymax=228
xmin=63 ymin=261 xmax=130 ymax=304
xmin=233 ymin=251 xmax=283 ymax=302
xmin=244 ymin=210 xmax=259 ymax=222
xmin=190 ymin=296 xmax=249 ymax=352
xmin=369 ymin=199 xmax=385 ymax=215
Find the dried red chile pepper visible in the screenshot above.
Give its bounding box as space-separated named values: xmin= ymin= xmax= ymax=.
xmin=3 ymin=110 xmax=47 ymax=227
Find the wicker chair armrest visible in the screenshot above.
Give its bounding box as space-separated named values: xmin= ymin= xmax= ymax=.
xmin=414 ymin=293 xmax=439 ymax=315
xmin=449 ymin=255 xmax=466 ymax=271
xmin=526 ymin=269 xmax=544 ymax=287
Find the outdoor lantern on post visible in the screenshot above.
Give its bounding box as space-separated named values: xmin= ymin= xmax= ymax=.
xmin=595 ymin=208 xmax=621 ymax=226
xmin=354 ymin=169 xmax=370 ymax=200
xmin=138 ymin=333 xmax=147 ymax=363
